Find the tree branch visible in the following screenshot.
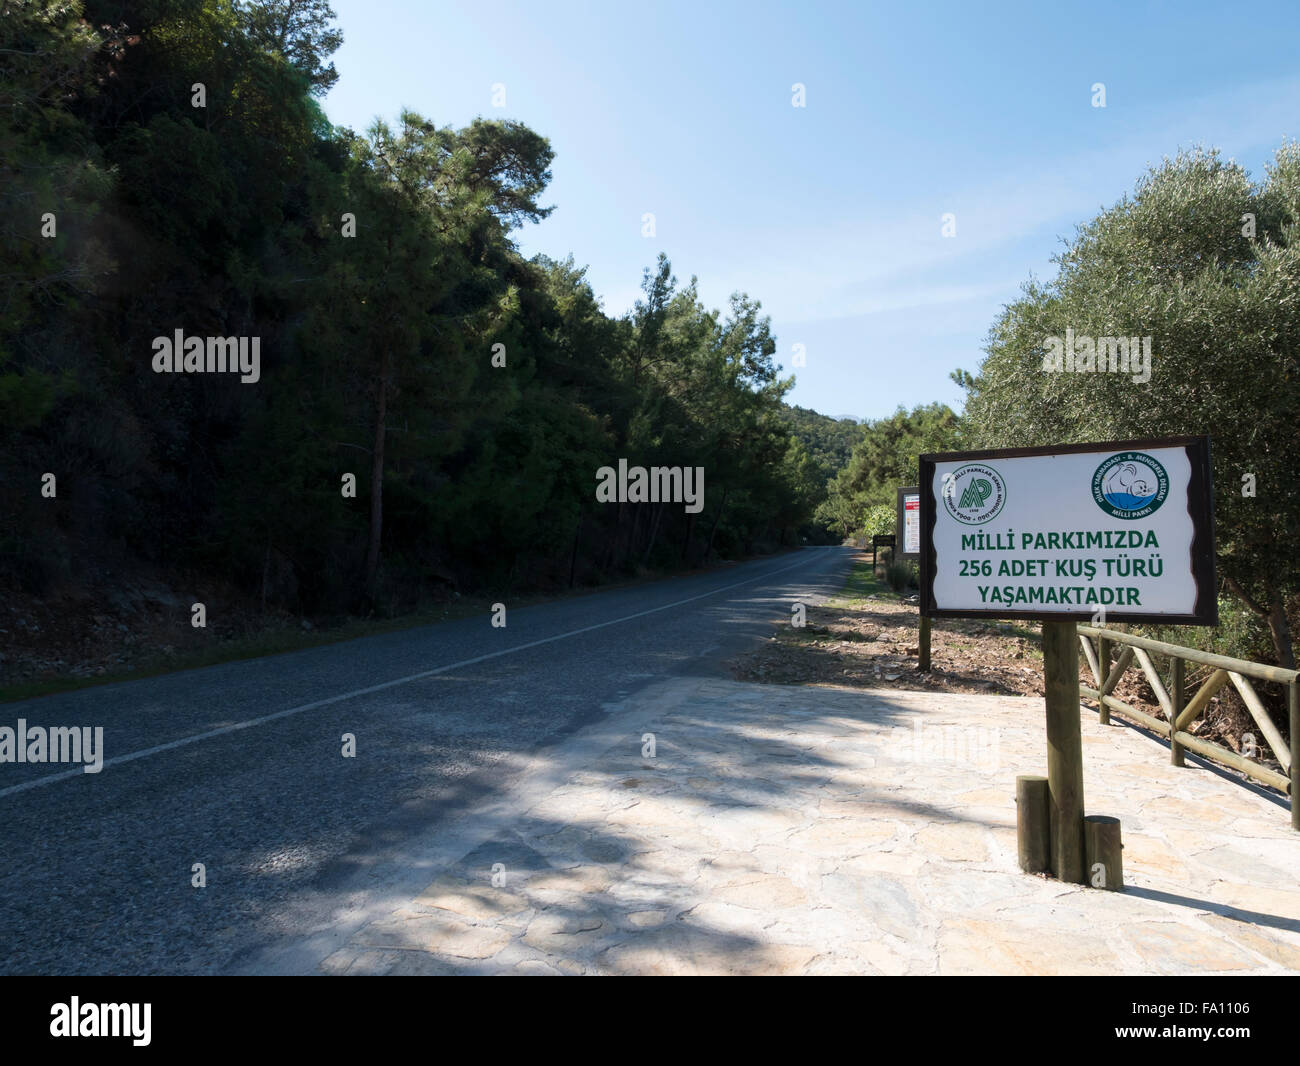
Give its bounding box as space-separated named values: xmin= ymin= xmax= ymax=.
xmin=1223 ymin=574 xmax=1267 ymax=618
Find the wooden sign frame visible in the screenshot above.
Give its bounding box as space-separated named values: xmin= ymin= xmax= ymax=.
xmin=919 ymin=435 xmax=1216 ymax=625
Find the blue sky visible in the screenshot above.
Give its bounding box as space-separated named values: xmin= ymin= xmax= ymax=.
xmin=321 ymin=0 xmax=1300 ymax=421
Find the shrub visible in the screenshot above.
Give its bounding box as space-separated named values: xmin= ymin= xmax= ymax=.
xmin=885 ymin=561 xmax=915 ymax=593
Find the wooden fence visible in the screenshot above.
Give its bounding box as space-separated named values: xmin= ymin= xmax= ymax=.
xmin=1076 ymin=625 xmax=1299 ymax=830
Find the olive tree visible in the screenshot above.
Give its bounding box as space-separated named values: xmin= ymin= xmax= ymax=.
xmin=956 ymin=145 xmax=1300 ymax=667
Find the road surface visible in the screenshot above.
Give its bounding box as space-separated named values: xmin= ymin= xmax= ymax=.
xmin=0 ymin=546 xmax=854 ymax=974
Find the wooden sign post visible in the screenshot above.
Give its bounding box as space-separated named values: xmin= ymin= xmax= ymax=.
xmin=1042 ymin=620 xmax=1085 ymax=882
xmin=919 ymin=436 xmax=1217 ymax=887
xmin=897 ymin=486 xmax=929 ymax=671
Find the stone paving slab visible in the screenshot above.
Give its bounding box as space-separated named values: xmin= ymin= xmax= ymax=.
xmin=317 ymin=679 xmax=1300 ymax=975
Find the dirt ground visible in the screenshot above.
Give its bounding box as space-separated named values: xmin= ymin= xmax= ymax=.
xmin=729 ymin=555 xmax=1284 ymax=773
xmin=0 ymin=573 xmax=305 ymax=689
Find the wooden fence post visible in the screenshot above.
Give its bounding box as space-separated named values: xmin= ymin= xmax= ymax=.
xmin=1016 ymin=775 xmax=1051 ymax=873
xmin=1170 ymin=658 xmax=1185 ymax=767
xmin=1097 ymin=634 xmax=1110 ymax=725
xmin=1084 ymin=815 xmax=1123 ymax=890
xmin=1291 ymin=681 xmax=1299 ymax=832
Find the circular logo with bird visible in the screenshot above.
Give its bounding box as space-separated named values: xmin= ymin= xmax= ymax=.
xmin=1092 ymin=451 xmax=1168 ymax=519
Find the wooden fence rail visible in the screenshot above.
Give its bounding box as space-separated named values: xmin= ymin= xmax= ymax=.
xmin=1076 ymin=624 xmax=1300 ymax=831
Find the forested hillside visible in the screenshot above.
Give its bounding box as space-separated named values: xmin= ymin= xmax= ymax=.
xmin=816 ymin=403 xmax=961 ymax=540
xmin=12 ymin=1 xmax=1291 ymax=693
xmin=776 ymin=406 xmax=862 ymax=480
xmin=1 ymin=0 xmax=837 ymax=634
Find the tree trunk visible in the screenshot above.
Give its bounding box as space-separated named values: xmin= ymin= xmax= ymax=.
xmin=1267 ymin=593 xmax=1295 ymax=671
xmin=642 ymin=504 xmax=664 ymax=567
xmin=261 ymin=538 xmax=271 ymax=612
xmin=1226 ymin=575 xmax=1295 ymax=670
xmin=569 ymin=511 xmax=583 ymax=588
xmin=604 ymin=502 xmax=624 ymax=573
xmin=705 ymin=486 xmax=729 ymax=561
xmin=364 ymin=348 xmax=389 ymax=601
xmin=618 ymin=504 xmax=639 ymax=569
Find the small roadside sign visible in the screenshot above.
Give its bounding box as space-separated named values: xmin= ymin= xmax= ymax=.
xmin=897 ymin=485 xmax=920 ymax=561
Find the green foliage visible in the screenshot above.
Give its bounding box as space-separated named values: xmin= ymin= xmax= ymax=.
xmin=774 ymin=405 xmax=864 ymax=542
xmin=1143 ymin=597 xmax=1274 ymax=667
xmin=777 ymin=405 xmax=863 ymax=479
xmin=818 ymin=403 xmax=961 ymax=540
xmin=236 ymin=0 xmax=343 ymax=96
xmin=955 ymin=145 xmax=1300 ymax=666
xmin=861 ymin=503 xmax=894 ymax=539
xmin=0 ymin=1 xmax=113 ymax=426
xmin=884 ymin=561 xmax=915 ymax=593
xmin=0 ymin=2 xmax=831 ymax=607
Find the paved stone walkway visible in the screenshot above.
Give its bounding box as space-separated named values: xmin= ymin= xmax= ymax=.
xmin=314 ymin=679 xmax=1300 ymax=975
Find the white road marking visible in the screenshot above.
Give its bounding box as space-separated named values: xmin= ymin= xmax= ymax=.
xmin=1 ymin=549 xmax=837 ymax=797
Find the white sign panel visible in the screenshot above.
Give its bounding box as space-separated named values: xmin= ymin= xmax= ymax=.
xmin=920 ymin=438 xmax=1215 ymax=623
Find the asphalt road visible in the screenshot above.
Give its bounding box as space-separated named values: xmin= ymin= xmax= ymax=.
xmin=0 ymin=546 xmax=856 ymax=974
